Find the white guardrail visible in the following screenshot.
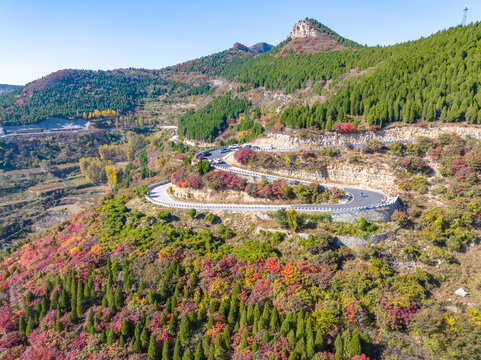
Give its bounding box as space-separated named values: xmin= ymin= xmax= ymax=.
xmin=146 ymin=181 xmax=399 ymax=214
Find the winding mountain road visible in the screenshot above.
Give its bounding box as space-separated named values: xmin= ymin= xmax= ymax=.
xmin=146 ymin=143 xmax=397 ymax=213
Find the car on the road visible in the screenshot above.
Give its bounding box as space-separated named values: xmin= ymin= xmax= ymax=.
xmin=252 ymin=146 xmax=260 ymax=150
xmin=220 ymin=148 xmax=230 ymax=154
xmin=203 ymin=152 xmax=212 ymax=156
xmin=198 ymin=155 xmax=205 ymax=160
xmin=229 ymin=144 xmax=240 ymax=150
xmin=263 ymin=144 xmax=273 ymax=150
xmin=243 ymin=144 xmax=252 ymax=148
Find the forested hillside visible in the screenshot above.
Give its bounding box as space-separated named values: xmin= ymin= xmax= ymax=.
xmin=0 ymin=69 xmax=168 ymax=125
xmin=265 ymin=23 xmax=481 ymax=128
xmin=177 ymin=96 xmax=251 ymax=141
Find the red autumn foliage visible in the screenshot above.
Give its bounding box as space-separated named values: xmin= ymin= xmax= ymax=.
xmin=234 ymin=148 xmax=255 ymax=165
xmin=333 ymin=122 xmax=355 ymax=134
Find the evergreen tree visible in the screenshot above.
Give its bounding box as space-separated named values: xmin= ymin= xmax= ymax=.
xmin=223 ymin=325 xmax=231 ymax=349
xmin=269 ymin=307 xmax=280 ymax=331
xmin=18 ymin=316 xmax=26 ymax=336
xmin=280 ymin=316 xmax=290 ymax=336
xmin=169 ymin=311 xmax=178 ymax=332
xmin=179 ymin=313 xmax=192 ymax=346
xmin=194 ymin=342 xmax=205 ymax=360
xmin=342 ymin=329 xmax=351 ymax=358
xmin=100 ymin=330 xmax=107 ymax=344
xmin=306 ymin=331 xmax=315 ymax=358
xmin=315 ymin=331 xmax=325 ymax=352
xmin=239 ymin=307 xmax=247 ymax=328
xmin=261 ymin=331 xmax=269 ymax=345
xmin=115 ymin=286 xmax=124 ymax=310
xmin=349 ymin=329 xmax=362 ymax=358
xmin=240 ymin=331 xmax=249 ymax=349
xmin=148 ymin=333 xmax=161 ymax=360
xmin=182 ymin=348 xmax=193 ymax=360
xmin=246 ymin=303 xmax=254 ymax=325
xmin=120 ymin=318 xmax=132 ymax=344
xmin=141 ymin=327 xmax=150 ymax=352
xmin=227 ymin=301 xmax=237 ymax=325
xmin=76 ymin=281 xmax=84 ymax=318
xmin=334 ymin=334 xmax=343 ymax=360
xmin=107 ymin=328 xmax=116 ymax=345
xmin=173 ymin=339 xmax=182 ymax=360
xmin=214 ymin=334 xmax=226 ymax=358
xmin=294 ymin=338 xmax=306 ymax=358
xmin=295 ymin=310 xmax=305 ymax=339
xmin=287 ymin=329 xmax=296 ymax=349
xmin=86 ymin=309 xmax=95 ymax=334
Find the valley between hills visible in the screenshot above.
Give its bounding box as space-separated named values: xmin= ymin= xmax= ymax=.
xmin=0 ymin=18 xmax=481 ymax=360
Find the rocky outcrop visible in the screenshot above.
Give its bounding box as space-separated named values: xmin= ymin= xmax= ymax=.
xmin=233 ymin=42 xmax=251 ymax=52
xmin=252 ymin=124 xmax=481 ymax=149
xmin=290 ymin=19 xmax=322 ymax=39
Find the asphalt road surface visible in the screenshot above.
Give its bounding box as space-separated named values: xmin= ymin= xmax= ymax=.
xmin=146 ymin=145 xmax=392 ymax=213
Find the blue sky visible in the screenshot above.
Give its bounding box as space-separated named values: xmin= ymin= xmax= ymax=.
xmin=1 ymin=0 xmax=479 ymax=85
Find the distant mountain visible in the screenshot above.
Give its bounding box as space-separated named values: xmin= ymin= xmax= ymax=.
xmin=0 ymin=84 xmax=20 ymax=96
xmin=0 ymin=69 xmax=168 ymax=125
xmin=3 ymin=17 xmax=481 ymax=129
xmin=249 ymin=42 xmax=274 ymax=54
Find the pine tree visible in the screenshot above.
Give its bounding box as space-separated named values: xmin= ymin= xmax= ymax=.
xmin=173 ymin=339 xmax=182 ymax=360
xmin=261 ymin=302 xmax=270 ymax=323
xmin=288 ymin=351 xmax=298 ymax=360
xmin=269 ymin=307 xmax=279 ymax=331
xmin=294 ymin=338 xmax=305 ymax=358
xmin=295 ymin=311 xmax=304 ymax=339
xmin=182 ymin=348 xmax=193 ymax=360
xmin=240 ymin=330 xmax=249 ymax=349
xmin=194 ymin=342 xmax=205 ymax=360
xmin=86 ymin=309 xmax=95 ymax=334
xmin=77 ymin=281 xmax=84 ymax=318
xmin=246 ymin=303 xmax=254 ymax=325
xmin=287 ymin=329 xmax=296 ymax=349
xmin=315 ymin=331 xmax=325 ymax=352
xmin=214 ymin=334 xmax=226 ymax=358
xmin=239 ymin=308 xmax=247 ymax=328
xmin=306 ymin=330 xmax=315 ymax=358
xmin=107 ymin=328 xmax=116 ymax=345
xmin=115 ymin=286 xmax=124 ymax=310
xmin=169 ymin=311 xmax=178 ymax=332
xmin=141 ymin=327 xmax=150 ymax=351
xmin=227 ymin=301 xmax=237 ymax=325
xmin=134 ymin=335 xmax=143 ymax=353
xmin=60 ymin=287 xmax=69 ymax=310
xmin=342 ymin=329 xmax=351 ymax=358
xmin=18 ymin=316 xmax=26 ymax=336
xmin=334 ymin=333 xmax=343 ymax=360
xmin=179 ymin=313 xmax=191 ymax=346
xmin=100 ymin=330 xmax=107 ymax=343
xmin=261 ymin=331 xmax=269 ymax=345
xmin=280 ymin=316 xmax=290 ymax=336
xmin=207 ymin=345 xmax=214 ymax=360
xmin=223 ymin=325 xmax=231 ymax=349
xmin=120 ymin=318 xmax=132 ymax=344
xmin=148 ymin=333 xmax=161 ymax=360
xmin=147 ymin=290 xmax=155 ymax=304
xmin=349 ymin=329 xmax=362 ymax=358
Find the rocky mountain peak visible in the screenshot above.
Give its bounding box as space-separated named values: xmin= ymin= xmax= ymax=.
xmin=290 ymin=19 xmax=322 ymax=39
